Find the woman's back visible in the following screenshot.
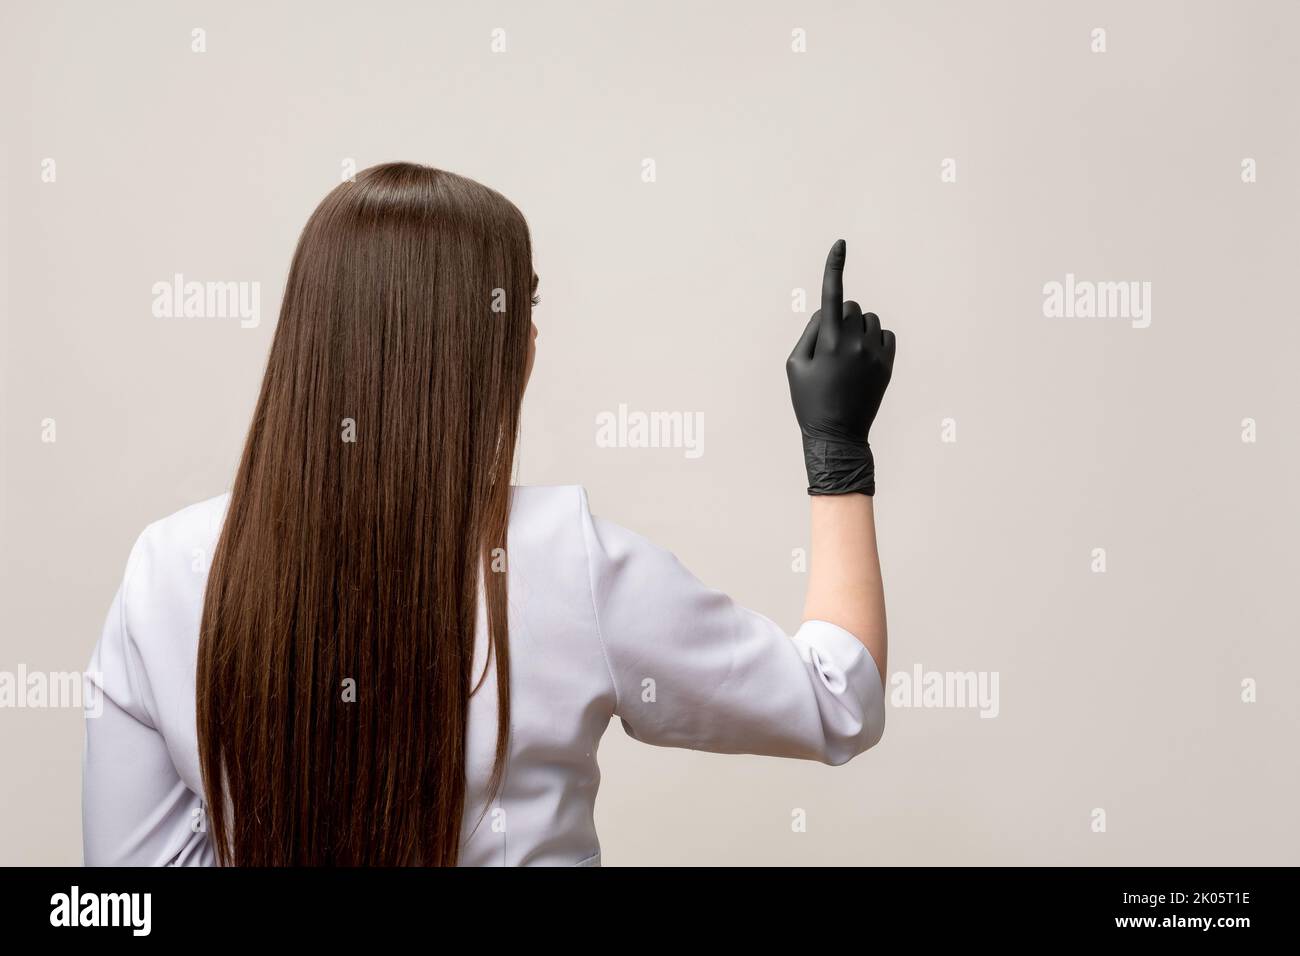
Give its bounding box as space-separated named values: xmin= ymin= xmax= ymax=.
xmin=83 ymin=485 xmax=885 ymax=866
xmin=82 ymin=162 xmax=895 ymax=866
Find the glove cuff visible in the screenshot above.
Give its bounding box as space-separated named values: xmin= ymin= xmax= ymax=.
xmin=801 ymin=434 xmax=875 ymax=496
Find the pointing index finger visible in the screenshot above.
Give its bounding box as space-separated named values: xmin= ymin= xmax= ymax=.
xmin=819 ymin=239 xmax=846 ymax=348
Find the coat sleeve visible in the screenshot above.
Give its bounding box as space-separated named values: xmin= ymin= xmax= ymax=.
xmin=578 ymin=490 xmax=886 ymax=766
xmin=82 ymin=530 xmax=213 ymax=866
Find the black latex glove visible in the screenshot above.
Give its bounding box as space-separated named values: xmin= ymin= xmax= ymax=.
xmin=786 ymin=239 xmax=896 ymax=496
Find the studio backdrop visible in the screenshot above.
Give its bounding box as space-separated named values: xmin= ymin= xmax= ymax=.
xmin=1 ymin=0 xmax=1296 ymax=865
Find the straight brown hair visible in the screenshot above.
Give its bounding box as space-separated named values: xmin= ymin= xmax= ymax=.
xmin=196 ymin=162 xmax=533 ymax=865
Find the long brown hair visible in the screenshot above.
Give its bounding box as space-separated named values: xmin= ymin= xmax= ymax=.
xmin=197 ymin=162 xmax=532 ymax=865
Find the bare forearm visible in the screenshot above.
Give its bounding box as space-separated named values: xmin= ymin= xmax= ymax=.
xmin=803 ymin=494 xmax=887 ymax=682
xmin=788 ymin=239 xmax=893 ymax=686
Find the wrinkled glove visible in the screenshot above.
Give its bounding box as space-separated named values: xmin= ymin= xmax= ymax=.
xmin=786 ymin=239 xmax=896 ymax=496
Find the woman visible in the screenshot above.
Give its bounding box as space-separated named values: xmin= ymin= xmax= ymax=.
xmin=82 ymin=162 xmax=896 ymax=866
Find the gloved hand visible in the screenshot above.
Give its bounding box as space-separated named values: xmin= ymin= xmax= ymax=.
xmin=786 ymin=239 xmax=895 ymax=496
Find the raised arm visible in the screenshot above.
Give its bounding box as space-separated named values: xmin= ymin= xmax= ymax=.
xmin=583 ymin=242 xmax=895 ymax=765
xmin=786 ymin=240 xmax=896 ymax=681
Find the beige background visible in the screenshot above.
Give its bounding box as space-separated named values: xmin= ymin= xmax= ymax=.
xmin=3 ymin=0 xmax=1298 ymax=865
